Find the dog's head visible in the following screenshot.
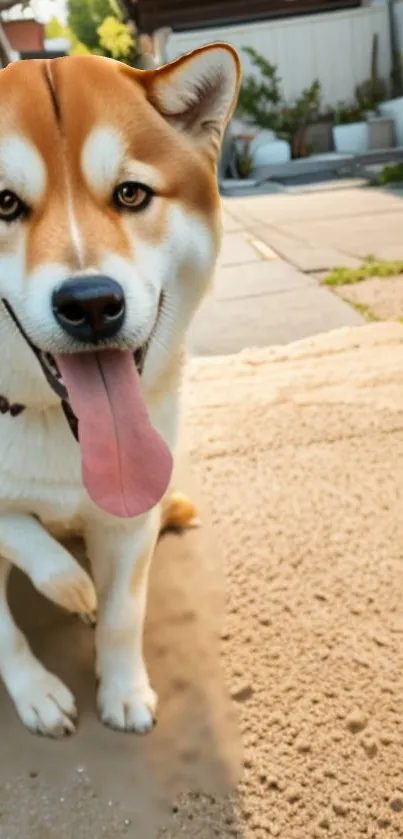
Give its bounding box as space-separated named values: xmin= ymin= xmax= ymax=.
xmin=0 ymin=47 xmax=240 ymax=519
xmin=0 ymin=45 xmax=240 ymax=382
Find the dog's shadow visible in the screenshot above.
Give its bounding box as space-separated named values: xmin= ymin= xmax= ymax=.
xmin=0 ymin=484 xmax=243 ymax=838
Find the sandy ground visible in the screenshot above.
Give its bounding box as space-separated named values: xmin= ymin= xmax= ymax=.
xmin=3 ymin=322 xmax=403 ymax=837
xmin=181 ymin=322 xmax=403 ymax=838
xmin=334 ymin=275 xmax=403 ymax=322
xmin=0 ymin=471 xmax=241 ymax=838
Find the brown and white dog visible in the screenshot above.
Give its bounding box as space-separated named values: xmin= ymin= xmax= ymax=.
xmin=0 ymin=46 xmax=240 ymax=737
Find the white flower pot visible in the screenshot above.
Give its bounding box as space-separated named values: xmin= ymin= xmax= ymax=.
xmin=379 ymin=97 xmax=403 ymax=146
xmin=249 ymin=129 xmax=277 ymax=158
xmin=332 ymin=122 xmax=369 ymax=154
xmin=252 ymin=139 xmax=291 ymax=167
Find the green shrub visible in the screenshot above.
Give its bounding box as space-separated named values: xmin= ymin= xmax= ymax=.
xmin=376 ymin=163 xmax=403 ymax=186
xmin=237 ymin=47 xmax=321 ymax=141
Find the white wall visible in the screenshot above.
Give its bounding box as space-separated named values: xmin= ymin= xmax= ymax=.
xmin=166 ymin=4 xmax=397 ymax=108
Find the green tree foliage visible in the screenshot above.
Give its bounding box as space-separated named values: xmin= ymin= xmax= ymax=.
xmin=237 ymin=46 xmax=321 ymax=137
xmin=97 ymin=15 xmax=135 ymax=60
xmin=68 ymin=0 xmax=113 ymax=54
xmin=237 ymin=47 xmax=283 ymax=131
xmin=45 ymin=16 xmax=89 ymax=55
xmin=66 ymin=0 xmax=138 ymax=64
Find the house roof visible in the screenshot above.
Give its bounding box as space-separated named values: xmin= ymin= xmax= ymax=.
xmin=121 ymin=0 xmax=361 ymax=33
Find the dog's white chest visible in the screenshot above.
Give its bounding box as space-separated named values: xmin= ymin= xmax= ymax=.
xmin=0 ymin=407 xmax=85 ymax=521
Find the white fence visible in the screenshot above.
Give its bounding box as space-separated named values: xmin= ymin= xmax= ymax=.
xmin=166 ymin=3 xmax=402 ymax=108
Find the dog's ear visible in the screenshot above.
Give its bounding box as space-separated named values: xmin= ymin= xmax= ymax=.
xmin=142 ymin=44 xmax=241 ymax=160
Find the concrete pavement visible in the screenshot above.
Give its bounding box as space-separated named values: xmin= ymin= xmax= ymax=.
xmin=189 ymin=197 xmax=365 ymax=355
xmin=190 ymin=185 xmax=403 ymax=355
xmin=225 ymin=186 xmax=403 ymax=266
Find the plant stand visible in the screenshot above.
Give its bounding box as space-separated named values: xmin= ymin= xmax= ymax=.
xmin=368 ymin=116 xmax=396 ymax=150
xmin=304 ymin=120 xmax=334 ymax=155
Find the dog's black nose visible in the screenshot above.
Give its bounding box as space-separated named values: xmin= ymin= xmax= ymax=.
xmin=52 ymin=276 xmax=125 ymax=343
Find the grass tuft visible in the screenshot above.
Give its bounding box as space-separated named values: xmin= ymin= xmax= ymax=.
xmin=346 ymin=301 xmax=379 ymax=322
xmin=323 ymin=257 xmax=403 ymax=287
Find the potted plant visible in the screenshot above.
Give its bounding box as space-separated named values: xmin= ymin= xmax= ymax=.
xmin=379 ymin=6 xmax=403 ymax=146
xmin=237 ymin=47 xmax=323 ymax=161
xmin=332 ymin=104 xmax=369 ymax=154
xmin=357 ymin=77 xmax=395 ymax=149
xmin=234 ymin=138 xmax=254 ymax=179
xmin=236 ymin=47 xmax=283 ymax=134
xmin=355 ymin=33 xmax=395 ymax=150
xmin=277 ymin=80 xmax=322 ymax=158
xmin=236 ymin=151 xmax=254 ymax=179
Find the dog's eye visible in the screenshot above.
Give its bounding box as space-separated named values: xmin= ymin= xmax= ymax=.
xmin=113 ymin=182 xmax=153 ymax=212
xmin=0 ymin=190 xmax=26 ymax=223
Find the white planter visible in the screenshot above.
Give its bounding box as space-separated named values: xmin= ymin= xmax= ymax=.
xmin=44 ymin=37 xmax=72 ymax=53
xmin=252 ymin=139 xmax=291 ymax=167
xmin=332 ymin=122 xmax=369 ymax=154
xmin=249 ymin=129 xmax=277 ymax=158
xmin=379 ymin=97 xmax=403 ymax=146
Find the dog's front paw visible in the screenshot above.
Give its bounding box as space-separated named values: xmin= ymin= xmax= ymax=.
xmin=12 ymin=668 xmax=77 ymax=738
xmin=33 ymin=562 xmax=97 ymax=618
xmin=77 ymin=609 xmax=97 ymax=627
xmin=160 ymin=491 xmax=201 ymax=533
xmin=98 ymin=680 xmax=157 ymax=734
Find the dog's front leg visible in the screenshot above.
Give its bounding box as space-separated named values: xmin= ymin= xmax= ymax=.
xmin=85 ymin=508 xmax=159 ymax=733
xmin=0 ymin=513 xmax=96 ymax=617
xmin=0 ymin=554 xmax=77 ymax=736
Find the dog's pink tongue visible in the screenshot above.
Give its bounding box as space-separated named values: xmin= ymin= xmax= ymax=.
xmin=56 ymin=351 xmax=172 ymax=518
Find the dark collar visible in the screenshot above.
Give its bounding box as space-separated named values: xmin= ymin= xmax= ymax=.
xmin=1 ymin=299 xmax=79 ymax=440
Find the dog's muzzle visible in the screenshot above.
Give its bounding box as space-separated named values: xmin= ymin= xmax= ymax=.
xmin=0 ymin=291 xmax=162 ymax=440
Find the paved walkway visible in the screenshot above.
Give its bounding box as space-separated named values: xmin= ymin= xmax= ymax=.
xmin=189 ymin=185 xmax=403 ymax=355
